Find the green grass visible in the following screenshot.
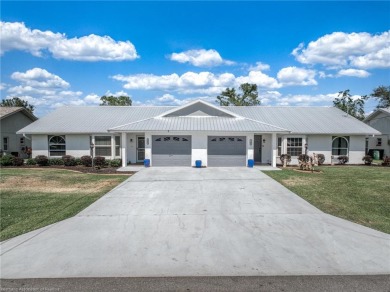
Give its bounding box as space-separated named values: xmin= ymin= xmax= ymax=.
xmin=0 ymin=168 xmax=129 ymax=241
xmin=264 ymin=166 xmax=390 ymax=234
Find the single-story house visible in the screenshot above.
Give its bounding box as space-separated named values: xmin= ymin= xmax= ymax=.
xmin=364 ymin=107 xmax=390 ymax=159
xmin=0 ymin=107 xmax=38 ymax=157
xmin=17 ymin=100 xmax=381 ymax=167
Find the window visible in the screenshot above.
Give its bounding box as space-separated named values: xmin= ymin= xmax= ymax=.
xmin=3 ymin=137 xmax=9 ymax=151
xmin=277 ymin=137 xmax=282 ymax=156
xmin=182 ymin=138 xmax=189 ymax=141
xmin=377 ymin=138 xmax=382 ymax=146
xmin=20 ymin=137 xmax=25 ymax=145
xmin=164 ymin=137 xmax=171 ymax=141
xmin=228 ymin=138 xmax=235 ymax=142
xmin=49 ymin=136 xmax=66 ymax=156
xmin=286 ymin=138 xmax=302 ymax=156
xmin=95 ymin=136 xmax=111 ymax=156
xmin=219 ymin=137 xmax=226 ymax=142
xmin=115 ymin=136 xmax=121 ymax=156
xmin=173 ymin=137 xmax=180 ymax=141
xmin=332 ymin=136 xmax=349 ymax=156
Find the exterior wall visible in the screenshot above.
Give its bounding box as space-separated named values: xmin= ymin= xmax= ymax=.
xmin=32 ymin=134 xmax=122 ymax=159
xmin=32 ymin=134 xmax=49 ymax=157
xmin=145 ymin=131 xmax=254 ymax=167
xmin=66 ymin=135 xmax=90 ymax=157
xmin=277 ymin=134 xmax=366 ymax=165
xmin=1 ymin=112 xmax=34 ymax=157
xmin=349 ymin=135 xmax=366 ymax=163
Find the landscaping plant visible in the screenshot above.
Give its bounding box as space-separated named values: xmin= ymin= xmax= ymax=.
xmin=35 ymin=155 xmax=49 ymax=166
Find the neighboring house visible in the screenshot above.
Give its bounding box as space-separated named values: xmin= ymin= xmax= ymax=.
xmin=0 ymin=107 xmax=38 ymax=157
xmin=17 ymin=100 xmax=380 ymax=167
xmin=364 ymin=107 xmax=390 ymax=159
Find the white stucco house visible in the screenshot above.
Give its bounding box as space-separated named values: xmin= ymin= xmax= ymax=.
xmin=364 ymin=107 xmax=390 ymax=159
xmin=17 ymin=100 xmax=381 ymax=167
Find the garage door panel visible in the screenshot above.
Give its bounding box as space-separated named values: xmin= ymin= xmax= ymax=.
xmin=152 ymin=155 xmax=191 ymax=167
xmin=152 ymin=135 xmax=191 ymax=166
xmin=208 ymin=136 xmax=246 ymax=167
xmin=208 ymin=155 xmax=246 ymax=167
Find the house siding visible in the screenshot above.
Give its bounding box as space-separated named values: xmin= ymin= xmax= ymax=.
xmin=1 ymin=111 xmax=33 ymax=157
xmin=365 ymin=111 xmax=390 ymax=157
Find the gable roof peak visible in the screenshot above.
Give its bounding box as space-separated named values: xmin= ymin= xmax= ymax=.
xmin=157 ymin=99 xmax=243 ymax=118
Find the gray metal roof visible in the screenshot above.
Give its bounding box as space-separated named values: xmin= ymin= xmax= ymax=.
xmin=109 ymin=117 xmax=289 ymax=132
xmin=226 ymin=106 xmax=380 ymax=135
xmin=17 ymin=106 xmax=173 ymax=134
xmin=17 ymin=102 xmax=380 ymax=135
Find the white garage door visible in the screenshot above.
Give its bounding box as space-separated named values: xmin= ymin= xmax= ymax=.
xmin=208 ymin=136 xmax=246 ymax=167
xmin=152 ymin=135 xmax=191 ymax=166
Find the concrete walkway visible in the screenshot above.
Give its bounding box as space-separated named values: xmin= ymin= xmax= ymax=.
xmin=1 ymin=167 xmax=389 ymax=278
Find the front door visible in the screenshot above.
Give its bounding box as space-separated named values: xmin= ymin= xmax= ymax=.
xmin=137 ymin=136 xmax=145 ymax=162
xmin=254 ymin=135 xmax=262 ymax=163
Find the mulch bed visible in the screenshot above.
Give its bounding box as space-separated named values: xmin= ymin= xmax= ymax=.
xmin=1 ymin=165 xmax=136 ymax=175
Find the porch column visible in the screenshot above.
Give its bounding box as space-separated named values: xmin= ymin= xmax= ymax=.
xmin=121 ymin=132 xmax=127 ymax=167
xmin=271 ymin=133 xmax=277 ymax=167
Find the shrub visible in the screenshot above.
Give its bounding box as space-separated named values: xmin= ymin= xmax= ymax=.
xmin=298 ymin=154 xmax=310 ymax=162
xmin=382 ymin=156 xmax=390 ymax=167
xmin=93 ymin=156 xmax=106 ymax=167
xmin=26 ymin=158 xmax=37 ymax=165
xmin=110 ymin=159 xmax=122 ymax=167
xmin=35 ymin=155 xmax=49 ymax=166
xmin=75 ymin=158 xmax=82 ymax=166
xmin=362 ymin=155 xmax=373 ymax=165
xmin=317 ymin=154 xmax=325 ymax=165
xmin=12 ymin=157 xmax=24 ymax=166
xmin=48 ymin=158 xmax=64 ymax=165
xmin=337 ymin=155 xmax=349 ymax=164
xmin=0 ymin=154 xmax=14 ymax=166
xmin=105 ymin=159 xmax=111 ymax=167
xmin=80 ymin=155 xmax=92 ymax=167
xmin=62 ymin=155 xmax=76 ymax=166
xmin=280 ymin=154 xmax=291 ymax=166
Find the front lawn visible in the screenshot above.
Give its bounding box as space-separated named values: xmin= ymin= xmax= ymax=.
xmin=264 ymin=166 xmax=390 ymax=234
xmin=0 ymin=168 xmax=130 ymax=241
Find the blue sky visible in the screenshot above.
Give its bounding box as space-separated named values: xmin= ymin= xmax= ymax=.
xmin=1 ymin=1 xmax=389 ymax=116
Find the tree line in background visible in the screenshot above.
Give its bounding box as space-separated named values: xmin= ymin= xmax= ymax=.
xmin=1 ymin=85 xmax=388 ymax=120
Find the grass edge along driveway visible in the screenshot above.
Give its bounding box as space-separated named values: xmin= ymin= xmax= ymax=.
xmin=264 ymin=166 xmax=390 ymax=234
xmin=0 ymin=168 xmax=130 ymax=241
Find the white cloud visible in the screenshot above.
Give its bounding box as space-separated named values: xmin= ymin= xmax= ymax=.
xmin=277 ymin=67 xmax=317 ymax=86
xmin=134 ymin=94 xmax=215 ymax=106
xmin=237 ymin=71 xmax=280 ymax=89
xmin=0 ymin=21 xmax=139 ymax=61
xmin=0 ymin=83 xmax=8 ymax=90
xmin=292 ymin=31 xmax=390 ymax=69
xmin=6 ymin=68 xmax=88 ymax=114
xmin=112 ymin=70 xmax=282 ymax=95
xmin=169 ymin=49 xmax=234 ymax=67
xmin=249 ymin=62 xmax=270 ymax=71
xmin=84 ymin=94 xmax=101 ymax=104
xmin=337 ymin=69 xmax=371 ymax=78
xmin=272 ymin=93 xmax=338 ymax=106
xmin=103 ymin=90 xmax=130 ymax=97
xmin=11 ymin=68 xmax=70 ymax=88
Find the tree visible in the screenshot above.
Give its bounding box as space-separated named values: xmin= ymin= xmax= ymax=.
xmin=216 ymin=83 xmax=260 ymax=106
xmin=368 ymin=85 xmax=390 ymax=109
xmin=100 ymin=95 xmax=132 ymax=106
xmin=0 ymin=97 xmax=35 ymax=114
xmin=333 ymin=90 xmax=365 ymax=120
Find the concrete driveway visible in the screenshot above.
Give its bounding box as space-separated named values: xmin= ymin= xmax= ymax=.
xmin=1 ymin=167 xmax=389 ymax=278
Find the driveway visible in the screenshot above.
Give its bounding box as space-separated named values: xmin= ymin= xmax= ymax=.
xmin=1 ymin=167 xmax=389 ymax=278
